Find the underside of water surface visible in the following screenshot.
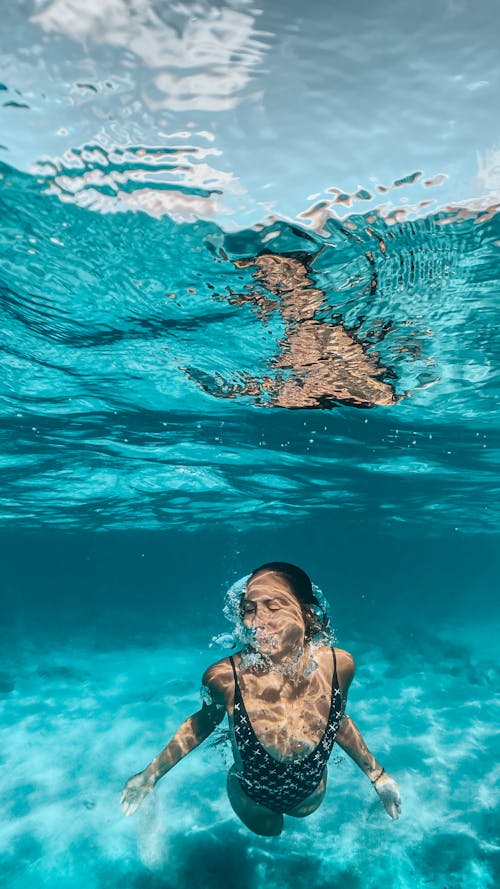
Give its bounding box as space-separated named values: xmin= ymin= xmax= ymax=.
xmin=1 ymin=159 xmax=499 ymax=535
xmin=1 ymin=1 xmax=499 ymax=888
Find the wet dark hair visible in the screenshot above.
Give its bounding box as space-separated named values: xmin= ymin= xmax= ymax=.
xmin=243 ymin=561 xmax=330 ymax=641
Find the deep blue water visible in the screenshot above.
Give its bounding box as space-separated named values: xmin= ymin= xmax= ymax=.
xmin=1 ymin=2 xmax=500 ymax=888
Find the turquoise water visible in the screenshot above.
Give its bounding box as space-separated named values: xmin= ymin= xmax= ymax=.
xmin=1 ymin=161 xmax=499 ymax=533
xmin=1 ymin=158 xmax=499 ymax=889
xmin=1 ymin=1 xmax=500 ymax=887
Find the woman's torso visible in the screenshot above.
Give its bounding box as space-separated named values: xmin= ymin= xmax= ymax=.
xmin=227 ymin=645 xmax=343 ymax=763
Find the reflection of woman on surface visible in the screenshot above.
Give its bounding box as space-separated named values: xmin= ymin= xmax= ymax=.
xmin=121 ymin=563 xmax=401 ymax=836
xmin=187 ymin=250 xmax=398 ymax=409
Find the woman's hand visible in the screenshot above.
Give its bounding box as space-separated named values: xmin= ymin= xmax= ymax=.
xmin=121 ymin=770 xmax=156 ymax=816
xmin=374 ymin=774 xmax=402 ymax=820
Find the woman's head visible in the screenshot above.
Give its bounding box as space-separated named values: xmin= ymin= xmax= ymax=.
xmin=240 ymin=562 xmax=330 ymax=654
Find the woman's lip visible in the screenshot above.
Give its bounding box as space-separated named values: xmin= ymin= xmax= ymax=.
xmin=255 ymin=631 xmax=276 ymax=644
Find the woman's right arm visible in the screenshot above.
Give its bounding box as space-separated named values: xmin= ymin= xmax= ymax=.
xmin=121 ymin=667 xmax=227 ymax=816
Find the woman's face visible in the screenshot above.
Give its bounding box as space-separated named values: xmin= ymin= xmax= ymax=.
xmin=240 ymin=571 xmax=306 ymax=659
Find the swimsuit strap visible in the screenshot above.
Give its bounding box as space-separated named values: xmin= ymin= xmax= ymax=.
xmin=229 ymin=655 xmax=239 ymax=687
xmin=229 ymin=655 xmax=238 ymax=685
xmin=229 ymin=655 xmax=248 ymax=717
xmin=331 ymin=647 xmax=338 ymax=690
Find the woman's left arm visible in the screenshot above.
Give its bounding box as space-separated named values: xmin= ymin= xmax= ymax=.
xmin=335 ymin=649 xmax=402 ymax=820
xmin=336 ymin=715 xmax=401 ymax=819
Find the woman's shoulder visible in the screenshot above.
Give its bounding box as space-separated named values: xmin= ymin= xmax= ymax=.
xmin=333 ymin=647 xmax=355 ymax=670
xmin=316 ymin=644 xmax=354 ymax=662
xmin=202 ymin=655 xmax=236 ymax=691
xmin=316 ymin=645 xmax=355 ymax=681
xmin=332 ymin=647 xmax=355 ymax=691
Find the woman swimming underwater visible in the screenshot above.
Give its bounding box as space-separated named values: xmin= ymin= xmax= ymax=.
xmin=121 ymin=562 xmax=401 ymax=836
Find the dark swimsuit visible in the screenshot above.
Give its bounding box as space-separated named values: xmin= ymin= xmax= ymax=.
xmin=229 ymin=649 xmax=344 ymax=814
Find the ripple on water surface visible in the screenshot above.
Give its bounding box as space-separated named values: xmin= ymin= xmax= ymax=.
xmin=1 ymin=162 xmax=500 ymax=532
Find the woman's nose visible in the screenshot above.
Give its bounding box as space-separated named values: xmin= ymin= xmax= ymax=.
xmin=249 ymin=607 xmax=265 ymax=627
